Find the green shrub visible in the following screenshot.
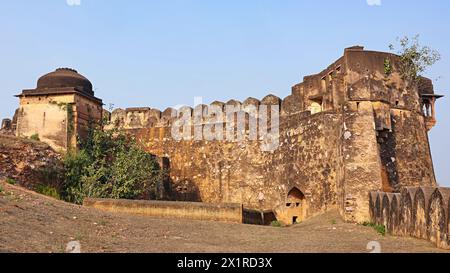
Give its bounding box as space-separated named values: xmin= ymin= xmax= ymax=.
xmin=363 ymin=222 xmax=386 ymax=236
xmin=36 ymin=184 xmax=60 ymax=200
xmin=0 ymin=185 xmax=4 ymax=193
xmin=30 ymin=134 xmax=40 ymax=141
xmin=6 ymin=178 xmax=16 ymax=185
xmin=270 ymin=221 xmax=283 ymax=228
xmin=374 ymin=225 xmax=386 ymax=236
xmin=39 ymin=166 xmax=63 ymax=185
xmin=61 ymin=128 xmax=163 ymax=204
xmin=384 ymin=58 xmax=392 ymax=76
xmin=331 ymin=219 xmax=337 ymax=225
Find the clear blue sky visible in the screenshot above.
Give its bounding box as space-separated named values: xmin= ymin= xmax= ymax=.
xmin=1 ymin=0 xmax=449 ymax=186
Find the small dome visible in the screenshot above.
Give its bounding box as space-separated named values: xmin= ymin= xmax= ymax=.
xmin=37 ymin=68 xmax=93 ymax=95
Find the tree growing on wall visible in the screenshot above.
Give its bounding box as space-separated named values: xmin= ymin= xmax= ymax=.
xmin=389 ymin=35 xmax=441 ymax=85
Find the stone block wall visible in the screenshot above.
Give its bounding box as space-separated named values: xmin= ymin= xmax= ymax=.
xmin=84 ymin=198 xmax=244 ymax=224
xmin=341 ymin=101 xmax=383 ymax=222
xmin=16 ymin=95 xmax=71 ymax=151
xmin=388 ymin=110 xmax=436 ymax=188
xmin=122 ymin=107 xmax=343 ymax=224
xmin=370 ymin=188 xmax=450 ymax=250
xmin=102 ymin=47 xmax=440 ymax=224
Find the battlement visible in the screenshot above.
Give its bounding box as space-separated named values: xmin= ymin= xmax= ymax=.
xmin=370 ymin=187 xmax=450 ymax=250
xmin=8 ymin=46 xmax=443 ymax=224
xmin=106 ymin=47 xmax=443 ymax=135
xmin=104 ymin=94 xmax=287 ymax=132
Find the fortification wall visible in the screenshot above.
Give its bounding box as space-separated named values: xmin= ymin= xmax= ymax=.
xmin=370 ymin=188 xmax=450 ymax=250
xmin=270 ymin=111 xmax=342 ymax=219
xmin=388 ymin=110 xmax=436 ymax=188
xmin=84 ymin=198 xmax=243 ymax=224
xmin=341 ymin=101 xmax=384 ymax=222
xmin=102 ymin=47 xmax=439 ymax=223
xmin=110 ymin=96 xmax=343 ymax=222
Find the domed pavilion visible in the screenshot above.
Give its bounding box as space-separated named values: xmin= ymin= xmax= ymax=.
xmin=15 ymin=68 xmax=103 ymax=151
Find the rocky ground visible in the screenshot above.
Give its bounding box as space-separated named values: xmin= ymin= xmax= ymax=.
xmin=0 ymin=181 xmax=446 ymax=253
xmin=0 ymin=135 xmax=62 ymax=191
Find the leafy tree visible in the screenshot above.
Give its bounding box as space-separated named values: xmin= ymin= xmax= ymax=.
xmin=61 ymin=129 xmax=163 ymax=204
xmin=389 ymin=35 xmax=441 ymax=85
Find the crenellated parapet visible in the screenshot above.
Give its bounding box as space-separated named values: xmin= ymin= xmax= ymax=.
xmin=105 ymin=45 xmax=444 ymax=136
xmin=370 ymin=187 xmax=450 ymax=250
xmin=104 ymin=94 xmax=285 ymax=137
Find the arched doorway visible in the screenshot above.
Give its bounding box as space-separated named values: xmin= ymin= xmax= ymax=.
xmin=286 ymin=187 xmax=306 ymax=224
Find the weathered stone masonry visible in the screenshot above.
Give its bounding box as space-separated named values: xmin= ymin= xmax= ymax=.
xmin=105 ymin=46 xmax=442 ymax=223
xmin=6 ymin=46 xmax=442 ymax=224
xmin=370 ymin=187 xmax=450 ymax=250
xmin=15 ymin=68 xmax=103 ymax=152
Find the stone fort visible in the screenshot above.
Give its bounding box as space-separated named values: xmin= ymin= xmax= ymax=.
xmin=3 ymin=46 xmax=443 ymax=224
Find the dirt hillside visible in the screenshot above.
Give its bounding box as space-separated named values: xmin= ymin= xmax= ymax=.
xmin=0 ymin=181 xmax=446 ymax=253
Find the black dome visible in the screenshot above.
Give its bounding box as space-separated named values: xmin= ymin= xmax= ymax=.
xmin=37 ymin=68 xmax=93 ymax=95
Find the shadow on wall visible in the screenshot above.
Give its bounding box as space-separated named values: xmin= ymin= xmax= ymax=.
xmin=168 ymin=178 xmax=202 ymax=202
xmin=157 ymin=156 xmax=280 ymax=225
xmin=370 ymin=187 xmax=450 ymax=250
xmin=243 ymin=208 xmax=277 ymax=226
xmin=157 ymin=157 xmax=202 ymax=202
xmin=377 ymin=124 xmax=400 ymax=193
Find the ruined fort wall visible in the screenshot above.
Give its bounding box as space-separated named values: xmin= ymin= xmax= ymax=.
xmin=344 ymin=49 xmax=422 ymax=113
xmin=319 ymin=94 xmax=435 ymax=224
xmin=270 ymin=111 xmax=342 ymax=218
xmin=134 ymin=127 xmax=269 ymax=207
xmin=338 ymin=48 xmax=438 ymax=222
xmin=104 ymin=47 xmax=439 ymax=223
xmin=291 ymin=57 xmax=345 ymax=114
xmin=126 ymin=107 xmax=343 ymax=221
xmin=336 ymin=99 xmax=435 ymax=223
xmin=343 ymin=50 xmax=437 ymax=193
xmin=341 ymin=101 xmax=383 ymax=222
xmin=387 ymin=110 xmax=437 ymax=189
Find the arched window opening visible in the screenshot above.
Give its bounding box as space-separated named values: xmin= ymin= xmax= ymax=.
xmin=286 ymin=187 xmax=307 ymax=224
